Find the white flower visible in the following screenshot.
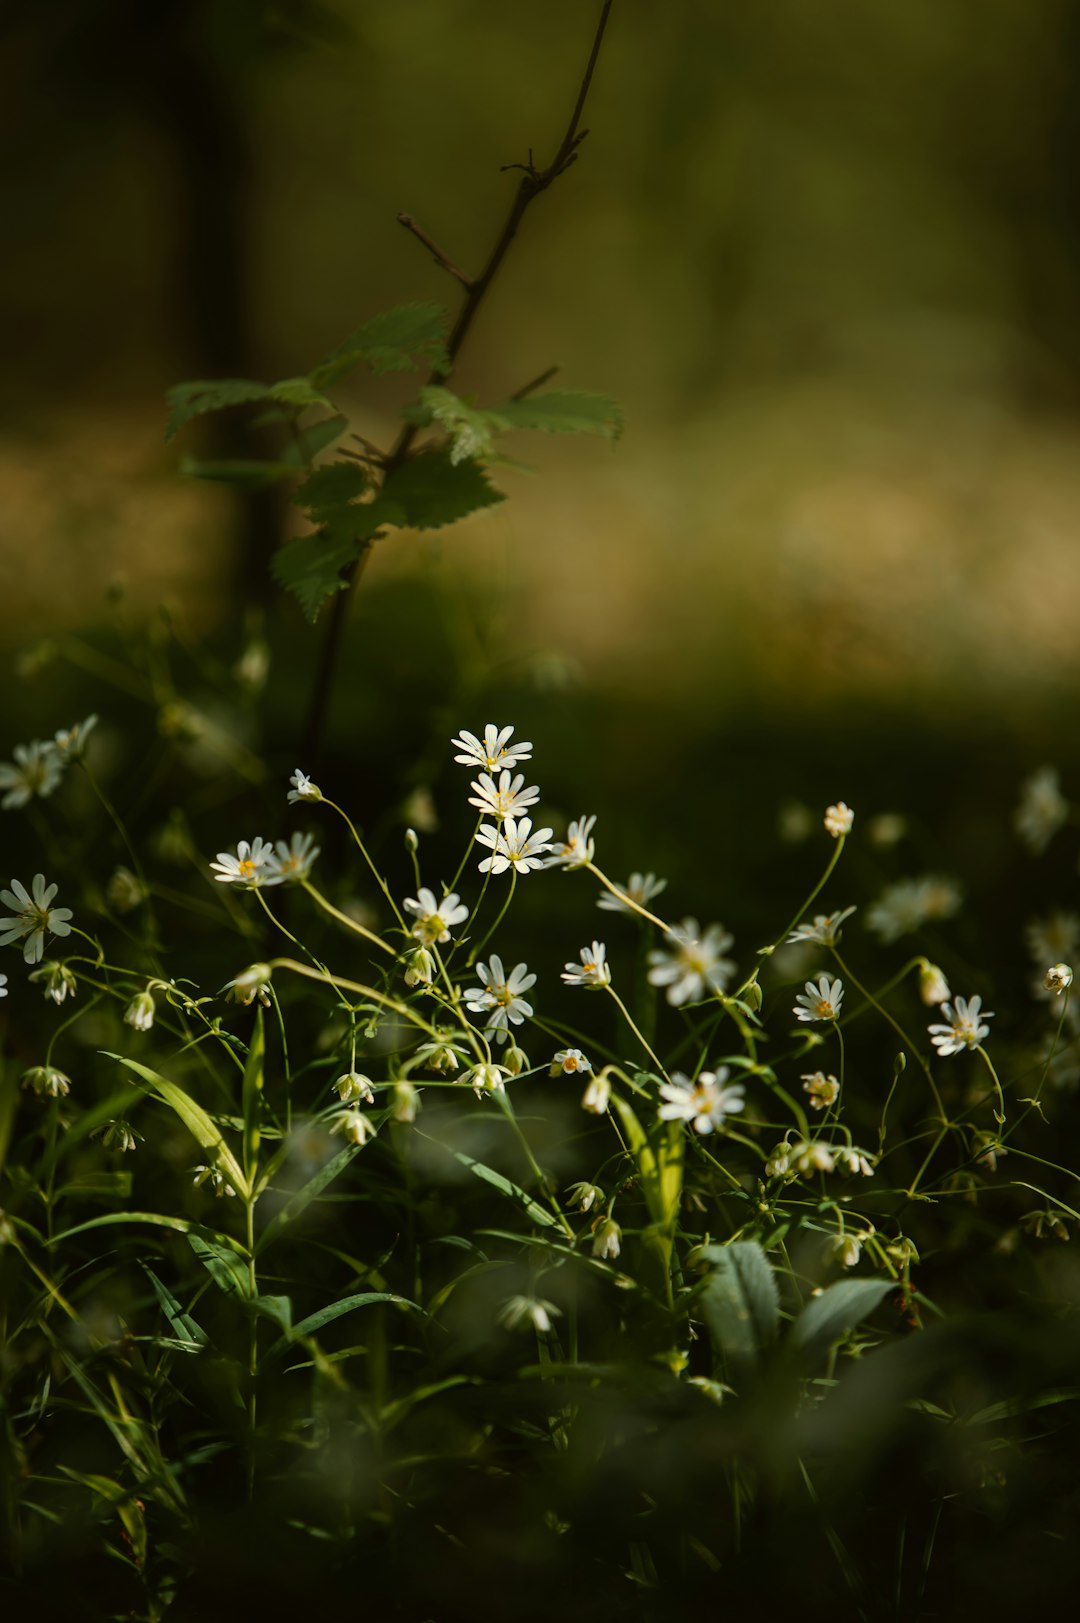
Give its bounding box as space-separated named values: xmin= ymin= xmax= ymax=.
xmin=918 ymin=962 xmax=951 ymax=1006
xmin=192 ymin=1163 xmax=236 ymax=1197
xmin=824 ymin=802 xmax=854 ymax=838
xmin=467 ymin=771 xmax=540 ymax=821
xmin=0 ymin=741 xmax=64 ymax=809
xmin=0 ymin=973 xmax=6 ymax=999
xmin=330 ymin=1108 xmax=375 ymax=1146
xmin=597 ymin=870 xmax=668 ymax=916
xmin=545 ymin=815 xmax=596 ymax=870
xmin=266 ymin=832 xmax=320 ymax=883
xmin=1026 ymin=914 xmax=1080 ymax=966
xmin=866 ymin=876 xmax=962 ymax=944
xmin=51 ymin=715 xmax=98 ymax=762
xmin=22 ymin=1065 xmax=71 ymax=1099
xmin=404 ymin=946 xmax=436 ymax=987
xmin=1021 ymin=1209 xmax=1070 ymax=1242
xmin=499 ymin=1295 xmax=561 ymax=1335
xmin=287 ymin=768 xmax=322 ymax=804
xmin=566 ymin=1181 xmax=603 ymax=1213
xmin=28 ymin=960 xmax=77 ymax=1005
xmin=226 ymin=963 xmax=273 ymax=1006
xmin=788 ymin=1139 xmax=836 ymax=1177
xmin=391 ymin=1081 xmax=420 ymax=1123
xmin=466 ymin=1061 xmax=511 ymax=1098
xmin=1015 ymin=765 xmax=1068 ymax=855
xmin=1045 ymin=963 xmax=1074 ymax=995
xmin=647 ymin=919 xmax=735 ymax=1007
xmin=561 ymin=940 xmax=611 ymax=990
xmin=657 ymin=1069 xmax=746 ymax=1134
xmin=335 ymin=1070 xmax=376 ymax=1104
xmin=209 ymin=837 xmax=280 ymax=888
xmin=801 ymin=1071 xmax=840 ymax=1111
xmin=786 ymin=907 xmax=857 ymax=946
xmin=403 ymin=886 xmax=469 ymax=945
xmin=550 ymin=1048 xmax=591 ymax=1076
xmin=124 ymin=990 xmax=157 ymax=1032
xmin=452 ymin=724 xmax=533 ymax=773
xmin=475 ymin=815 xmax=553 ymax=875
xmin=413 ymin=1033 xmax=468 ymax=1072
xmin=836 ymin=1146 xmax=875 ymax=1177
xmin=582 ymin=1073 xmax=611 ymax=1114
xmin=928 ymin=995 xmax=993 ymax=1056
xmin=591 ymin=1218 xmax=621 ymax=1260
xmin=793 ymin=974 xmax=844 ymax=1023
xmin=464 ymin=955 xmax=536 ymax=1042
xmin=0 ymin=875 xmax=74 ymax=964
xmin=95 ymin=1119 xmax=142 ymax=1153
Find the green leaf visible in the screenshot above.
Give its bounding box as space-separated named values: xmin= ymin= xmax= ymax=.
xmin=179 ymin=456 xmax=295 ymax=489
xmin=294 ymin=461 xmax=371 ymax=516
xmin=370 ymin=450 xmax=505 ymax=531
xmin=311 ymin=302 xmax=450 ymax=389
xmin=495 ymin=390 xmax=623 ymax=441
xmin=188 ymin=1233 xmax=252 ymax=1299
xmin=447 ymin=1148 xmax=562 ymax=1230
xmin=266 ymin=1291 xmax=421 ymax=1357
xmin=104 ymin=1053 xmax=248 ymax=1198
xmin=247 ymin=1294 xmax=292 ymax=1333
xmin=699 ymin=1241 xmax=780 ymax=1368
xmin=140 ymin=1264 xmax=208 ymax=1349
xmin=609 ymin=1096 xmax=682 ymax=1229
xmin=792 ymin=1278 xmax=892 ymax=1362
xmin=282 ymin=414 xmax=349 ymax=464
xmin=256 ymin=1143 xmax=365 ymax=1252
xmin=267 ymin=376 xmax=332 ymax=411
xmin=270 ymin=521 xmax=372 ymax=622
xmin=241 ymin=1009 xmax=264 ymax=1186
xmin=413 ymin=386 xmax=504 ymax=464
xmin=165 ymin=378 xmax=271 ymax=442
xmin=55 ymin=1171 xmax=133 ymax=1204
xmin=50 ymin=1211 xmax=248 ymax=1258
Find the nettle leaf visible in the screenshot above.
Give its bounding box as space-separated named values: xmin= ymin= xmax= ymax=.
xmin=495 ymin=390 xmax=623 ymax=441
xmin=165 ymin=376 xmax=332 ymax=442
xmin=311 ymin=302 xmax=450 ymax=389
xmin=295 ymin=461 xmax=371 ymax=517
xmin=699 ymin=1241 xmax=780 ymax=1368
xmin=413 ymin=386 xmax=505 ymax=465
xmin=371 ymin=450 xmax=505 ymax=531
xmin=271 ymin=502 xmax=384 ymax=623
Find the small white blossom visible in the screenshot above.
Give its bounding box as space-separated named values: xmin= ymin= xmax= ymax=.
xmin=94 ymin=1119 xmax=143 ymax=1153
xmin=0 ymin=973 xmax=6 ymax=999
xmin=226 ymin=963 xmax=273 ymax=1006
xmin=464 ymin=955 xmax=536 ymax=1042
xmin=597 ymin=870 xmax=668 ymax=916
xmin=22 ymin=1065 xmax=72 ymax=1099
xmin=124 ymin=990 xmax=157 ymax=1032
xmin=1045 ymin=963 xmax=1074 ymax=995
xmin=28 ymin=960 xmax=77 ymax=1005
xmin=824 ymin=802 xmax=854 ymax=838
xmin=866 ymin=876 xmax=962 ymax=944
xmin=928 ymin=995 xmax=993 ymax=1056
xmin=467 ymin=771 xmax=540 ymax=822
xmin=836 ymin=1146 xmax=875 ymax=1177
xmin=0 ymin=741 xmax=64 ymax=809
xmin=0 ymin=875 xmax=74 ymax=964
xmin=786 ymin=907 xmax=857 ymax=946
xmin=1015 ymin=765 xmax=1068 ymax=855
xmin=391 ymin=1081 xmax=420 ymax=1123
xmin=918 ymin=962 xmax=951 ymax=1006
xmin=335 ymin=1070 xmax=376 ymax=1104
xmin=413 ymin=1033 xmax=468 ymax=1072
xmin=550 ymin=1048 xmax=591 ymax=1077
xmin=1021 ymin=1209 xmax=1070 ymax=1242
xmin=467 ymin=1061 xmax=511 ymax=1098
xmin=592 ymin=1218 xmax=621 ymax=1260
xmin=330 ymin=1108 xmax=375 ymax=1147
xmin=452 ymin=724 xmax=533 ymax=773
xmin=566 ymin=1181 xmax=603 ymax=1213
xmin=830 ymin=1234 xmax=863 ymax=1268
xmin=546 ymin=815 xmax=596 ymax=871
xmin=192 ymin=1164 xmax=236 ymax=1196
xmin=499 ymin=1295 xmax=561 ymax=1335
xmin=475 ymin=815 xmax=553 ymax=875
xmin=403 ymin=886 xmax=469 ymax=945
xmin=647 ymin=919 xmax=735 ymax=1007
xmin=287 ymin=768 xmax=322 ymax=804
xmin=209 ymin=837 xmax=280 ymax=888
xmin=404 ymin=946 xmax=436 ymax=987
xmin=801 ymin=1071 xmax=840 ymax=1111
xmin=658 ymin=1069 xmax=746 ymax=1135
xmin=51 ymin=715 xmax=98 ymax=762
xmin=794 ymin=974 xmax=844 ymax=1023
xmin=788 ymin=1139 xmax=836 ymax=1177
xmin=266 ymin=832 xmax=320 ymax=884
xmin=582 ymin=1073 xmax=611 ymax=1114
xmin=561 ymin=940 xmax=611 ymax=990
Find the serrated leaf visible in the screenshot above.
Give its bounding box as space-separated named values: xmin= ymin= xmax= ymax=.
xmin=267 ymin=376 xmax=332 ymax=411
xmin=270 ymin=520 xmax=372 ymax=622
xmin=165 ymin=378 xmax=271 ymax=442
xmin=792 ymin=1278 xmax=892 ymax=1362
xmin=295 ymin=460 xmax=371 ymax=516
xmin=188 ymin=1233 xmax=252 ymax=1298
xmin=699 ymin=1241 xmax=780 ymax=1368
xmin=415 ymin=386 xmax=504 ymax=464
xmin=370 ymin=449 xmax=505 ymax=531
xmin=311 ymin=302 xmax=450 ymax=388
xmin=104 ymin=1053 xmax=248 ymax=1198
xmin=496 ymin=390 xmax=623 ymax=441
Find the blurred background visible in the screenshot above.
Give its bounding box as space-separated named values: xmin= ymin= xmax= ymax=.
xmin=3 ymin=0 xmax=1080 ymax=777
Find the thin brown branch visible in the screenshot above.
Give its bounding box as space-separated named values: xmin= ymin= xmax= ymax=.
xmin=303 ymin=0 xmax=616 ymax=763
xmin=509 ymin=365 xmax=560 ymax=402
xmin=396 ymin=212 xmax=474 ymax=288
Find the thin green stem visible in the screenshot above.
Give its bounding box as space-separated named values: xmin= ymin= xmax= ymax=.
xmin=324 ymin=799 xmax=405 ymax=928
xmin=468 ymin=867 xmax=517 ymax=966
xmin=586 ymin=863 xmax=670 ymax=932
xmin=301 ymin=881 xmax=395 ymax=955
xmin=605 ymin=984 xmax=669 ymax=1078
xmin=761 ymin=835 xmax=847 ymax=959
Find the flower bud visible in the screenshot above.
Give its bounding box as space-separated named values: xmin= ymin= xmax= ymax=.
xmin=591 ymin=1217 xmax=622 ymax=1260
xmin=330 ymin=1109 xmax=375 ymax=1147
xmin=22 ymin=1065 xmax=71 ymax=1099
xmin=391 ymin=1081 xmax=420 ymax=1123
xmin=404 ymin=947 xmax=435 ymax=988
xmin=335 ymin=1071 xmax=375 ymax=1105
xmin=227 ymin=964 xmax=273 ymax=1007
xmin=581 ymin=1073 xmax=611 ymax=1114
xmin=918 ymin=962 xmax=950 ymax=1006
xmin=741 ymin=979 xmax=763 ymax=1013
xmin=124 ymin=990 xmax=157 ymax=1032
xmin=1044 ymin=963 xmax=1074 ymax=995
xmin=504 ymin=1044 xmax=529 ymax=1076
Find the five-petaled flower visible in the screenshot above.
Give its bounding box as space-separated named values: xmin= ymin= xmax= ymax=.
xmin=266 ymin=832 xmax=320 ymax=884
xmin=467 ymin=771 xmax=540 ymax=822
xmin=786 ymin=907 xmax=856 ymax=947
xmin=927 ymin=995 xmax=993 ymax=1056
xmin=452 ymin=724 xmax=533 ymax=773
xmin=793 ymin=975 xmax=844 ymax=1023
xmin=0 ymin=741 xmax=65 ymax=810
xmin=550 ymin=1047 xmax=591 ymax=1076
xmin=209 ymin=838 xmax=279 ymax=888
xmin=802 ymin=1071 xmax=840 ymax=1110
xmin=561 ymin=941 xmax=611 ymax=989
xmin=647 ymin=919 xmax=735 ymax=1007
xmin=464 ymin=955 xmax=537 ymax=1043
xmin=0 ymin=875 xmax=74 ymax=964
xmin=403 ymin=887 xmax=469 ymax=945
xmin=287 ymin=768 xmax=322 ymax=804
xmin=658 ymin=1068 xmax=746 ymax=1134
xmin=546 ymin=815 xmax=597 ymax=871
xmin=597 ymin=871 xmax=667 ymax=916
xmin=475 ymin=815 xmax=553 ymax=876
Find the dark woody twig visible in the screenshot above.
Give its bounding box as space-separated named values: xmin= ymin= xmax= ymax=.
xmin=396 ymin=213 xmax=475 ymax=288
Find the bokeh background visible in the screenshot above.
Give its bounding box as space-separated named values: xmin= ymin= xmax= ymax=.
xmin=3 ymin=0 xmax=1080 ymax=855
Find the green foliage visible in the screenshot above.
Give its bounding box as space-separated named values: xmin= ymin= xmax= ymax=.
xmin=495 ymin=389 xmax=623 ymax=441
xmin=792 ymin=1277 xmax=894 ymax=1362
xmin=310 ymin=301 xmax=451 ymax=387
xmin=699 ymin=1241 xmax=781 ymax=1368
xmin=164 ymin=376 xmax=331 ymax=443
